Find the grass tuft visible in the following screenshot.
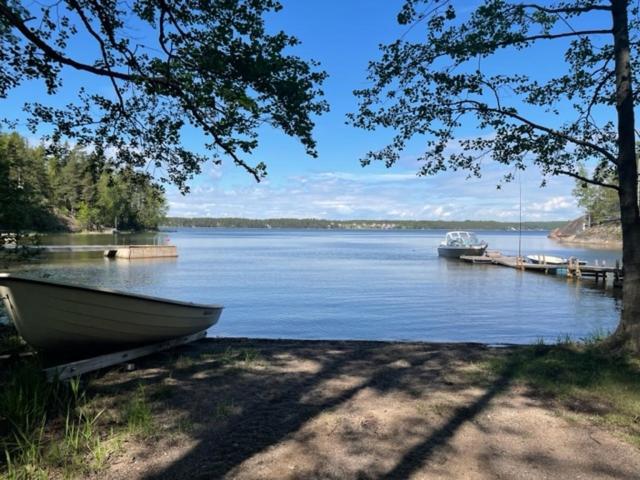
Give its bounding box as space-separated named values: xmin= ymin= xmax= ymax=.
xmin=0 ymin=360 xmax=68 ymax=479
xmin=174 ymin=355 xmax=195 ymax=370
xmin=0 ymin=362 xmax=123 ymax=479
xmin=213 ymin=346 xmax=262 ymax=366
xmin=214 ymin=399 xmax=236 ymax=420
xmin=123 ymin=384 xmax=154 ymax=437
xmin=580 ymin=328 xmax=611 ymax=346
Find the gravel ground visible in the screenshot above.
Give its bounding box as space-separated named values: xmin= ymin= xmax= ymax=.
xmin=86 ymin=338 xmax=640 ymax=480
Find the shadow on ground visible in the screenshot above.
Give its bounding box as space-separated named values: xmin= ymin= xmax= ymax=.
xmin=88 ymin=339 xmax=640 ymax=480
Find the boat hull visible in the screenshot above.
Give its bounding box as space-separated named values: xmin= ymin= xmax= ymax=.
xmin=526 ymin=255 xmax=568 ymax=265
xmin=0 ymin=274 xmax=222 ymax=353
xmin=437 ymin=245 xmax=487 ymax=258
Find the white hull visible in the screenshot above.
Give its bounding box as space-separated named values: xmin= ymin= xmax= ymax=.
xmin=0 ymin=274 xmax=222 ymax=353
xmin=526 ymin=255 xmax=568 ymax=265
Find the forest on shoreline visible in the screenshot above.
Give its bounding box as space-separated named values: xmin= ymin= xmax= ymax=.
xmin=163 ymin=217 xmax=566 ymax=231
xmin=0 ymin=133 xmax=167 ymax=232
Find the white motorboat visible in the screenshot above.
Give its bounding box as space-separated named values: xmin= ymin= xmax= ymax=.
xmin=437 ymin=231 xmax=488 ymax=258
xmin=0 ymin=273 xmax=222 ymax=353
xmin=526 ymin=255 xmax=568 ymax=265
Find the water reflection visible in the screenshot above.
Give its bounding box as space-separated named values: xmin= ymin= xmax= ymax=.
xmin=1 ymin=229 xmax=624 ymax=344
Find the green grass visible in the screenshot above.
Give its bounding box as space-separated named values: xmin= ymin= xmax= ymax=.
xmin=0 ymin=363 xmax=154 ymax=479
xmin=485 ymin=341 xmax=640 ymax=446
xmin=0 ymin=363 xmax=112 ymax=479
xmin=223 ymin=347 xmax=262 ymax=365
xmin=123 ymin=384 xmax=155 ymax=437
xmin=174 ymin=355 xmax=195 ymax=370
xmin=213 ymin=399 xmax=237 ymax=420
xmin=185 ymin=347 xmax=263 ymax=370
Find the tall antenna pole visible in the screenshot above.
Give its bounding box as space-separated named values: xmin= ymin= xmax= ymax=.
xmin=518 ymin=170 xmax=522 ymax=260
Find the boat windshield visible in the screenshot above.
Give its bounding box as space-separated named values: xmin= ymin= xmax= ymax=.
xmin=445 ymin=231 xmax=480 ymax=246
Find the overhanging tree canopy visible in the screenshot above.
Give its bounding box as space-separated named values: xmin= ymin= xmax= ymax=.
xmin=351 ymin=0 xmax=640 ymax=353
xmin=0 ymin=0 xmax=327 ymax=191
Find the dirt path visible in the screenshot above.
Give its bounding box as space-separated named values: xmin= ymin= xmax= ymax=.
xmin=88 ymin=339 xmax=640 ymax=479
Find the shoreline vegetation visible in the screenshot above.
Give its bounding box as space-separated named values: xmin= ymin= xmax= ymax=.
xmin=162 ymin=217 xmax=566 ymax=231
xmin=1 ymin=335 xmax=639 ymax=479
xmin=0 ymin=133 xmax=167 ymax=234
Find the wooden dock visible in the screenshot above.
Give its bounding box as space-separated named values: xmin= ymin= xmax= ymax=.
xmin=38 ymin=245 xmax=121 ymax=253
xmin=460 ymin=252 xmax=624 ymax=286
xmin=39 ymin=244 xmax=178 ymax=259
xmin=104 ymin=245 xmax=178 ymax=259
xmin=460 ymin=250 xmax=504 ymax=264
xmin=566 ymin=257 xmax=624 ymax=287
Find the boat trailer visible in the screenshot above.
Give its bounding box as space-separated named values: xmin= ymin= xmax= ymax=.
xmin=43 ymin=330 xmax=207 ymax=381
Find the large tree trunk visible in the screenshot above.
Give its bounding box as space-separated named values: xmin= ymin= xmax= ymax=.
xmin=610 ymin=0 xmax=640 ymax=354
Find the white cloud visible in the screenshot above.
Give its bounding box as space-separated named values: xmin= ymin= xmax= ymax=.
xmin=529 ymin=196 xmax=575 ymax=213
xmin=166 ymin=167 xmax=582 ymax=221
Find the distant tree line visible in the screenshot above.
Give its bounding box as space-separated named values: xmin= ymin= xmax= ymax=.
xmin=0 ymin=133 xmax=167 ymax=232
xmin=572 ymin=166 xmax=620 ymax=225
xmin=163 ymin=217 xmax=566 ymax=231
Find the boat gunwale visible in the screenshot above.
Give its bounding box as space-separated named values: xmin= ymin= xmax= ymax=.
xmin=0 ymin=273 xmax=223 ymax=310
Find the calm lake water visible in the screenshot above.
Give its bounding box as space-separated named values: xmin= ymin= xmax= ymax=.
xmin=3 ymin=228 xmax=623 ymax=344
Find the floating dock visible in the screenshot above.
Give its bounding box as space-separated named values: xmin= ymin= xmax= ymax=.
xmin=460 ymin=252 xmax=624 ymax=287
xmin=38 ymin=244 xmax=178 ymax=259
xmin=104 ymin=245 xmax=178 ymax=259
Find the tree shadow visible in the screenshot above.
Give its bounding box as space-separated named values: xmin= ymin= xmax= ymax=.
xmin=83 ymin=339 xmax=508 ymax=479
xmin=380 ymin=361 xmax=515 ymax=479
xmin=85 ymin=339 xmax=640 ymax=479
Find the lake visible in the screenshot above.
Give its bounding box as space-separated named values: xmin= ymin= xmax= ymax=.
xmin=3 ymin=228 xmax=623 ymax=344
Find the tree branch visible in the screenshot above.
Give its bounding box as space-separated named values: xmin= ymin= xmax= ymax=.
xmin=67 ymin=0 xmax=126 ymax=113
xmin=517 ymin=3 xmax=612 ymax=14
xmin=0 ymin=2 xmax=139 ymax=82
xmin=179 ymin=95 xmax=263 ymax=182
xmin=496 ymin=29 xmax=613 ymax=48
xmin=456 ymin=100 xmax=618 ymax=164
xmin=583 ymin=67 xmax=615 ymax=122
xmin=555 ymin=169 xmax=619 ymax=189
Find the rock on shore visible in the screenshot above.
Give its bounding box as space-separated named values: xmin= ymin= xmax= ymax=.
xmin=549 ymin=215 xmax=622 ymax=247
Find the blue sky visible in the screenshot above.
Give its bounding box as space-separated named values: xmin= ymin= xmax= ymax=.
xmin=5 ymin=0 xmax=608 ymax=221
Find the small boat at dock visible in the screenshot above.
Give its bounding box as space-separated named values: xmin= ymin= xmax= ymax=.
xmin=0 ymin=273 xmax=223 ymax=354
xmin=526 ymin=254 xmax=568 ymax=265
xmin=437 ymin=231 xmax=488 ymax=258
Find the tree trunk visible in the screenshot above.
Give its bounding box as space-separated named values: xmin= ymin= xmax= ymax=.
xmin=610 ymin=0 xmax=640 ymax=353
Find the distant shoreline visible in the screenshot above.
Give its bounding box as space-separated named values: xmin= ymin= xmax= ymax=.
xmin=161 ymin=217 xmax=565 ymax=232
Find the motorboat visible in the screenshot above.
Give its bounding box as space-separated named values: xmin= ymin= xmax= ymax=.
xmin=0 ymin=273 xmax=222 ymax=354
xmin=526 ymin=254 xmax=568 ymax=265
xmin=437 ymin=231 xmax=488 ymax=258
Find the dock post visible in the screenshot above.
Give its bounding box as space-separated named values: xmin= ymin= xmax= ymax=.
xmin=568 ymin=257 xmax=579 ymax=279
xmin=567 ymin=258 xmax=573 ymax=279
xmin=614 ymin=260 xmax=623 ymax=288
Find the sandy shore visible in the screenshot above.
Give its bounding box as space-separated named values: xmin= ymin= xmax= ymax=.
xmin=76 ymin=338 xmax=640 ymax=480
